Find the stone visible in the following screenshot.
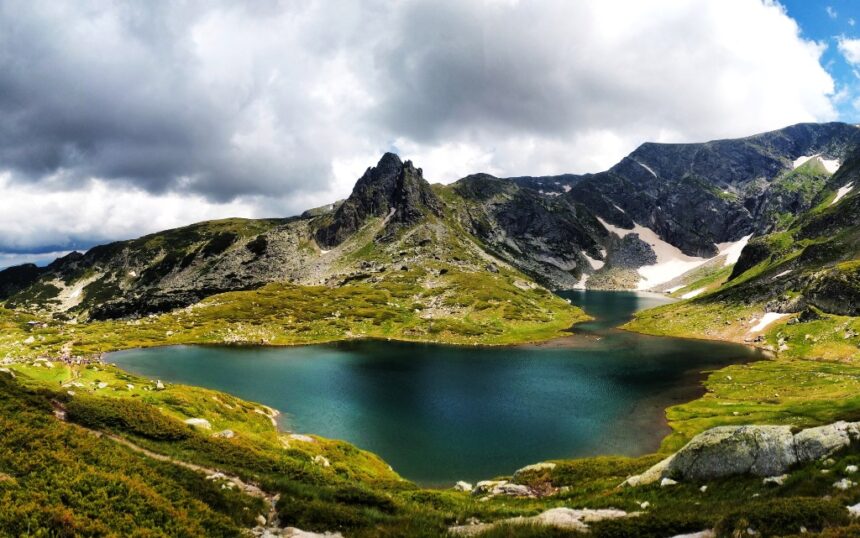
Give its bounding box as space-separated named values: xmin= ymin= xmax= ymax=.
xmin=833 ymin=478 xmax=857 ymax=490
xmin=622 ymin=455 xmax=673 ymax=486
xmin=494 ymin=483 xmax=532 ymax=497
xmin=449 ymin=507 xmax=629 ymax=535
xmin=184 ymin=418 xmax=212 ymax=430
xmin=512 ymin=462 xmax=556 ymax=483
xmin=794 ymin=421 xmax=860 ymax=462
xmin=288 ymin=434 xmax=315 ymax=443
xmin=532 ymin=508 xmax=628 ymax=530
xmin=665 ymin=425 xmax=796 ymax=480
xmin=453 ymin=481 xmax=473 ymax=492
xmin=763 ymin=474 xmax=788 ymax=486
xmin=660 ymin=478 xmax=678 ymax=487
xmin=155 ymin=380 xmax=165 ymax=390
xmin=213 ymin=429 xmax=235 ymax=439
xmin=847 ymin=502 xmax=860 ymax=517
xmin=255 ymin=515 xmax=267 ymax=526
xmin=313 ymin=455 xmax=331 ymax=467
xmin=283 ymin=528 xmax=344 ymax=538
xmin=472 ymin=480 xmax=506 ymax=496
xmin=847 ymin=465 xmax=858 ymax=474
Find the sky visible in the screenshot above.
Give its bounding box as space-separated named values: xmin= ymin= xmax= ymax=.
xmin=0 ymin=0 xmax=859 ymax=268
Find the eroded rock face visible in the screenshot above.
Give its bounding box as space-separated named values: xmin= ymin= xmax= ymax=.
xmin=627 ymin=420 xmax=860 ymax=485
xmin=314 ymin=153 xmax=443 ymax=248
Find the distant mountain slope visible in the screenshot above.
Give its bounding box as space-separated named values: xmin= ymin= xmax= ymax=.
xmin=627 ymin=144 xmax=860 ymax=360
xmin=2 ymin=122 xmax=859 ymax=323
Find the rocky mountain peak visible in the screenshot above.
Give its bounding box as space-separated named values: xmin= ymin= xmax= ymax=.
xmin=314 ymin=153 xmax=443 ymax=247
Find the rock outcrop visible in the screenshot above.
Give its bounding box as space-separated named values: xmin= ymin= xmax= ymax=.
xmin=314 ymin=153 xmax=443 ymax=248
xmin=626 ymin=421 xmax=860 ymax=485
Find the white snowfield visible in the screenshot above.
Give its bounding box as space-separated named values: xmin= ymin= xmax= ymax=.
xmin=750 ymin=312 xmax=790 ymax=333
xmin=596 ymin=216 xmax=752 ymax=290
xmin=680 ymin=287 xmax=706 ymax=299
xmin=793 ymin=154 xmax=841 ymax=174
xmin=584 ymin=254 xmax=605 ymax=270
xmin=831 ymin=182 xmax=855 ymax=206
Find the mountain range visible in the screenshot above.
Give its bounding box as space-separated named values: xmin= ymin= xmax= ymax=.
xmin=1 ymin=122 xmax=858 ymax=327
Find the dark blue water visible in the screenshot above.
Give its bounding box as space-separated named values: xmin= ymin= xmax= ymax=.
xmin=109 ymin=291 xmax=764 ymax=485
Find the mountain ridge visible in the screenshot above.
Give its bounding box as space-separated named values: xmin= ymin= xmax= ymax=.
xmin=2 ymin=121 xmax=858 ymax=323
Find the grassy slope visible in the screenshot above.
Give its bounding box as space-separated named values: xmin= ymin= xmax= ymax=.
xmin=1 ymin=265 xmax=585 ymax=360
xmin=9 ymin=362 xmax=860 ymax=537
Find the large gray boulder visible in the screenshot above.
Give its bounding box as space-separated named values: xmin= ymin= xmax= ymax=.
xmin=666 ymin=425 xmax=797 ymax=480
xmin=626 ymin=421 xmax=860 ymax=486
xmin=794 ymin=421 xmax=860 ymax=462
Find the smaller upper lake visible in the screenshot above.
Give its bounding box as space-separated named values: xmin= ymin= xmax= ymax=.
xmin=109 ymin=291 xmax=766 ymax=485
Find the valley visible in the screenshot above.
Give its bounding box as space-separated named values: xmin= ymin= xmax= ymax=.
xmin=1 ymin=122 xmax=859 ymax=537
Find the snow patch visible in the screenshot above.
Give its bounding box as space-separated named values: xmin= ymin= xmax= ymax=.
xmin=573 ymin=274 xmax=589 ymax=290
xmin=716 ymin=234 xmax=752 ymax=267
xmin=793 ymin=154 xmax=841 ymax=174
xmin=634 ymin=160 xmax=657 ymax=177
xmin=562 ymin=185 xmax=572 ymax=193
xmin=597 ymin=217 xmax=718 ymax=290
xmin=772 ymin=269 xmax=792 ymax=279
xmin=665 ymin=285 xmax=684 ymax=293
xmin=681 ymin=287 xmax=706 ymax=299
xmin=584 ymin=254 xmax=604 ymax=270
xmin=750 ymin=312 xmax=789 ymax=333
xmin=820 ymin=158 xmax=841 ymax=174
xmin=612 ymin=203 xmax=626 ymax=214
xmin=793 ymin=155 xmax=815 ymax=169
xmin=831 ymin=182 xmax=854 ymax=206
xmin=597 ymin=217 xmax=752 ymax=290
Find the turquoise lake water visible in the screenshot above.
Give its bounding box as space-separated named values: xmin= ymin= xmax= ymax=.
xmin=109 ymin=291 xmax=764 ymax=485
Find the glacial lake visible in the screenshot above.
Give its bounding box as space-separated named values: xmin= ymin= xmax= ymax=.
xmin=109 ymin=291 xmax=765 ymax=486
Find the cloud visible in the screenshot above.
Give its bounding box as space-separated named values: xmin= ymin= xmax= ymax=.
xmin=0 ymin=0 xmax=840 ymax=261
xmin=838 ymin=36 xmax=860 ymax=66
xmin=826 ymin=6 xmax=838 ymax=19
xmin=0 ymin=172 xmax=262 ymax=255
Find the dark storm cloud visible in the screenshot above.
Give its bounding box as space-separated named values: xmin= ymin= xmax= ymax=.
xmin=0 ymin=0 xmax=839 ymax=264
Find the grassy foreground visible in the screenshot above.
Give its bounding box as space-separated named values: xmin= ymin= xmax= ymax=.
xmin=8 ymin=361 xmax=860 ymax=537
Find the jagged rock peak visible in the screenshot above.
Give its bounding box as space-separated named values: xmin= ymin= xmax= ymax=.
xmin=314 ymin=153 xmax=443 ymax=247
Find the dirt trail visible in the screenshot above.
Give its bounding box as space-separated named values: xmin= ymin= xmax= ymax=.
xmin=50 ymin=400 xmax=280 ymax=525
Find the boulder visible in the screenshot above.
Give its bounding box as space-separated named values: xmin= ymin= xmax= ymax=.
xmin=512 ymin=462 xmax=556 ymax=483
xmin=763 ymin=474 xmax=788 ymax=486
xmin=471 ymin=480 xmax=531 ymax=497
xmin=794 ymin=421 xmax=860 ymax=462
xmin=666 ymin=425 xmax=796 ymax=480
xmin=495 ymin=483 xmax=531 ymax=497
xmin=454 ymin=481 xmax=473 ymax=492
xmin=532 ymin=508 xmax=628 ymax=531
xmin=628 ymin=421 xmax=860 ymax=486
xmin=184 ymin=418 xmax=212 ymax=430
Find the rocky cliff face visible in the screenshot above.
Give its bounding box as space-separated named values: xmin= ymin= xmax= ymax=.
xmin=315 ymin=153 xmax=443 ymax=248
